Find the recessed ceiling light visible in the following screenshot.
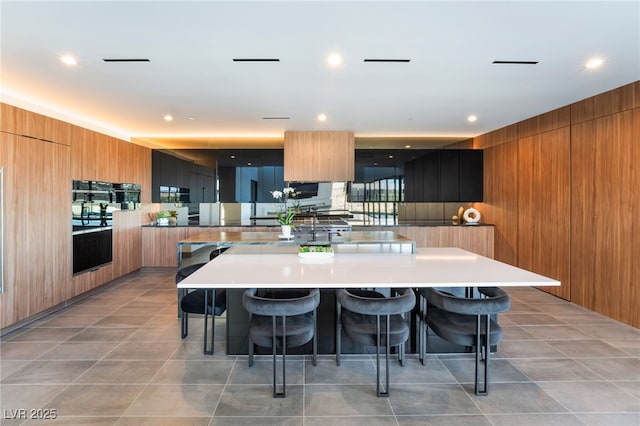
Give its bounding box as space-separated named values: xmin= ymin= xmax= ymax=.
xmin=317 ymin=113 xmax=327 ymax=122
xmin=327 ymin=53 xmax=343 ymax=67
xmin=247 ymin=162 xmax=252 ymax=166
xmin=230 ymin=155 xmax=236 ymax=159
xmin=405 ymin=145 xmax=412 ymax=149
xmin=388 ymin=155 xmax=394 ymax=159
xmin=467 ymin=115 xmax=478 ymax=123
xmin=60 ymin=55 xmax=77 ymax=66
xmin=585 ymin=57 xmax=604 ymax=69
xmin=188 ymin=116 xmax=196 ymax=120
xmin=163 ymin=114 xmax=173 ymax=122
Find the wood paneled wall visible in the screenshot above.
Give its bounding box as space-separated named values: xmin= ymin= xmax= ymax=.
xmin=475 ymin=80 xmax=640 ymax=327
xmin=1 ymin=103 xmax=152 ymax=329
xmin=570 ymin=108 xmax=640 ymax=327
xmin=481 ymin=141 xmax=518 ymax=265
xmin=0 ymin=133 xmax=71 ymax=326
xmin=517 ymin=128 xmax=571 ymax=299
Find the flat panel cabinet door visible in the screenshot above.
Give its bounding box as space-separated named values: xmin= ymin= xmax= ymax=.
xmin=403 ymin=160 xmax=416 ymax=201
xmin=439 ymin=150 xmax=460 ymax=201
xmin=422 ymin=151 xmax=440 ymax=201
xmin=459 ymin=150 xmax=484 ymax=201
xmin=403 ymin=149 xmax=483 ymax=202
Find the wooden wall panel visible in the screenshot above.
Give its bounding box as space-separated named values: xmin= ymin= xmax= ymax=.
xmin=517 ymin=128 xmax=571 ymax=300
xmin=473 ymin=124 xmax=518 ymax=149
xmin=0 ymin=104 xmax=73 ymax=145
xmin=1 ymin=104 xmax=153 ymax=330
xmin=476 ymin=141 xmax=519 ymax=265
xmin=571 ymin=81 xmax=639 ymax=124
xmin=518 ymin=106 xmax=570 ymax=139
xmin=1 ymin=103 xmax=19 ymax=135
xmin=70 ymin=126 xmax=97 ymax=180
xmin=131 ymin=143 xmax=152 ymax=203
xmin=0 ymin=133 xmax=71 ymax=327
xmin=284 ymin=131 xmax=354 ymax=181
xmin=571 ymin=109 xmax=639 ymax=326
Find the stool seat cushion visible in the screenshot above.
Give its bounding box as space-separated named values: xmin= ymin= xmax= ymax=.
xmin=249 ymin=313 xmax=315 ymax=348
xmin=426 ymin=304 xmax=502 ymax=348
xmin=181 ymin=289 xmax=226 ymax=316
xmin=176 ymin=263 xmax=207 ymax=283
xmin=341 ymin=310 xmax=410 ymax=346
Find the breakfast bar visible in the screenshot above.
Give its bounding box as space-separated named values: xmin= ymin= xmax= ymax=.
xmin=178 ymin=245 xmax=560 ymax=354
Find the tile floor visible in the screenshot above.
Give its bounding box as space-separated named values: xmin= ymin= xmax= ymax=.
xmin=1 ymin=266 xmax=639 ymax=425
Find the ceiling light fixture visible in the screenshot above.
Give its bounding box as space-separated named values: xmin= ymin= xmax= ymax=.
xmin=364 ymin=59 xmax=411 ymax=63
xmin=163 ymin=114 xmax=173 ymax=122
xmin=103 ymin=58 xmax=150 ymax=62
xmin=467 ymin=115 xmax=478 ymax=123
xmin=585 ymin=57 xmax=604 ymax=69
xmin=233 ymin=58 xmax=280 ymax=62
xmin=327 ymin=53 xmax=343 ymax=67
xmin=492 ymin=60 xmax=538 ymax=65
xmin=60 ymin=55 xmax=77 ymax=66
xmin=405 ymin=145 xmax=412 ymax=149
xmin=317 ymin=113 xmax=327 ymax=122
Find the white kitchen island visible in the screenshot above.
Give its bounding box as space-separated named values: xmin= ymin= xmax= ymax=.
xmin=178 ymin=245 xmax=559 ymax=354
xmin=178 ymin=245 xmax=560 ymax=289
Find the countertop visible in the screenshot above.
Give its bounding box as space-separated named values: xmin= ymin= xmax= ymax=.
xmin=142 ymin=222 xmax=493 ymax=228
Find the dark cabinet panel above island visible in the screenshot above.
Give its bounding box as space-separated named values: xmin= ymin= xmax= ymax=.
xmin=404 ymin=149 xmax=483 ymax=202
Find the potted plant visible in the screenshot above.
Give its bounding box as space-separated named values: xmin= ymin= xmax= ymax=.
xmin=276 ymin=207 xmax=295 ymax=238
xmin=168 ymin=210 xmax=178 ymax=225
xmin=156 ymin=211 xmax=170 ymax=226
xmin=271 ymin=187 xmax=298 ymax=238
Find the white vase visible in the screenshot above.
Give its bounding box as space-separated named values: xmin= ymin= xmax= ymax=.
xmin=157 ymin=217 xmax=169 ymax=226
xmin=281 ymin=224 xmax=292 ymax=238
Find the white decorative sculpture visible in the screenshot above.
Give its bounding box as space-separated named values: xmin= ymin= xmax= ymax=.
xmin=463 ymin=207 xmax=481 ymax=224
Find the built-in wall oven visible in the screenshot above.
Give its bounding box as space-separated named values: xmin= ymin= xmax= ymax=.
xmin=72 ymin=180 xmax=140 ymax=275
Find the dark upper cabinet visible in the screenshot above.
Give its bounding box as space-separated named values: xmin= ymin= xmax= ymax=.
xmin=421 ymin=151 xmax=440 ymax=201
xmin=404 ymin=160 xmax=416 ymax=201
xmin=403 ymin=149 xmax=483 ymax=202
xmin=459 ymin=150 xmax=483 ymax=201
xmin=439 ymin=150 xmax=460 ymax=201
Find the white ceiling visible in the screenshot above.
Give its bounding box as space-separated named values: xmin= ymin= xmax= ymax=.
xmin=1 ymin=1 xmax=638 ymax=149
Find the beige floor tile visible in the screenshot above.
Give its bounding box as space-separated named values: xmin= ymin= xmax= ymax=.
xmin=124 ymin=384 xmax=224 ymax=417
xmin=46 ymin=384 xmax=145 ymax=416
xmin=2 ymin=268 xmax=638 ymax=424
